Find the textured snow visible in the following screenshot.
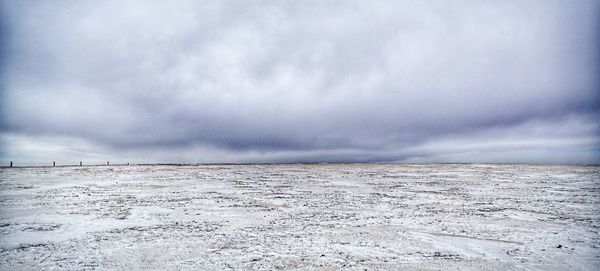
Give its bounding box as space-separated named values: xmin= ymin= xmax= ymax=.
xmin=0 ymin=164 xmax=599 ymax=270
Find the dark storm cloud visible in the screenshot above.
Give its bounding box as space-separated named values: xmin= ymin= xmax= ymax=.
xmin=1 ymin=0 xmax=599 ymax=164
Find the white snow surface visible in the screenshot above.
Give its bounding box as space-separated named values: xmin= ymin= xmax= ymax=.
xmin=0 ymin=164 xmax=599 ymax=270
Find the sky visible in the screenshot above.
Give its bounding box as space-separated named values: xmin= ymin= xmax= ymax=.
xmin=1 ymin=0 xmax=599 ymax=165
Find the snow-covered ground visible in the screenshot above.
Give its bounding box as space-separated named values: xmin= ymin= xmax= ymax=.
xmin=0 ymin=164 xmax=598 ymax=270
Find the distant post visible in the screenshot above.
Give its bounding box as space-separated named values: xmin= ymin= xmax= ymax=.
xmin=80 ymin=161 xmax=82 ymax=166
xmin=53 ymin=161 xmax=56 ymax=167
xmin=10 ymin=161 xmax=13 ymax=167
xmin=107 ymin=161 xmax=110 ymax=166
xmin=127 ymin=162 xmax=129 ymax=166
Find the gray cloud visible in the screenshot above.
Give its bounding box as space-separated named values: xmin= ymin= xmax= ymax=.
xmin=1 ymin=0 xmax=599 ymax=164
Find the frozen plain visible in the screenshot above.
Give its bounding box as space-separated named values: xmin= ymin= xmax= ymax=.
xmin=0 ymin=164 xmax=599 ymax=270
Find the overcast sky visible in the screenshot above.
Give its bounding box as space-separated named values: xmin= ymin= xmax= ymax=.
xmin=1 ymin=0 xmax=599 ymax=165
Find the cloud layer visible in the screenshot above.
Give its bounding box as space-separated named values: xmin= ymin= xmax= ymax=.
xmin=1 ymin=0 xmax=599 ymax=164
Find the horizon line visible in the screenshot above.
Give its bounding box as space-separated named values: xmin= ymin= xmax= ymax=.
xmin=2 ymin=162 xmax=599 ymax=168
